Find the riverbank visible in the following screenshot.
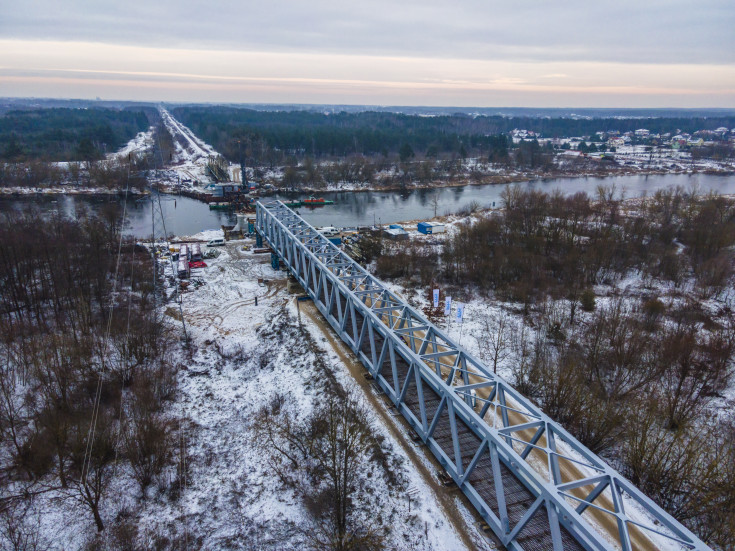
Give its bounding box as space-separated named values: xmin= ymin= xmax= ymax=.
xmin=3 ymin=157 xmax=732 ymax=199
xmin=0 ymin=185 xmax=149 ymax=196
xmin=277 ymin=163 xmax=735 ymax=195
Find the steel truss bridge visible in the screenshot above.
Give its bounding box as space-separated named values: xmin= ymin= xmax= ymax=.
xmin=256 ymin=200 xmax=710 ymax=551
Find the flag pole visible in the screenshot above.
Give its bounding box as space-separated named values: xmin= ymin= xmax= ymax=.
xmin=455 ymin=302 xmax=465 ymax=346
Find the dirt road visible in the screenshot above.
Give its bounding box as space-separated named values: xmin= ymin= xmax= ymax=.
xmin=300 ymin=299 xmax=498 ymax=551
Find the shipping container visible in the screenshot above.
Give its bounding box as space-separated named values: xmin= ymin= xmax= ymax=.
xmin=417 ymin=222 xmax=446 ymax=235
xmin=177 ymin=258 xmax=190 ymax=279
xmin=179 ymin=244 xmax=189 ymax=260
xmin=383 ymin=228 xmax=409 ymax=241
xmin=190 ymin=243 xmax=202 ymax=262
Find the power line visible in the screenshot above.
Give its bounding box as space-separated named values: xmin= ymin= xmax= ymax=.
xmin=81 ymin=156 xmax=132 ymax=486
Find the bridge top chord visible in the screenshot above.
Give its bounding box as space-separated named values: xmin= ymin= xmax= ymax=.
xmin=257 ymin=199 xmax=711 ymax=551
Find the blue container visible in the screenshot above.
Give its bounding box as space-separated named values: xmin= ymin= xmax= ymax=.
xmin=417 ymin=222 xmax=432 ymax=234
xmin=328 ymin=237 xmax=342 ymax=245
xmin=388 ymin=224 xmax=403 ymax=230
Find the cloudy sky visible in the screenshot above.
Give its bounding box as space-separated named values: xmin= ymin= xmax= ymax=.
xmin=1 ymin=0 xmax=733 ymax=107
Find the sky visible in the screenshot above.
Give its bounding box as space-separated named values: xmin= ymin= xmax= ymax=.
xmin=0 ymin=0 xmax=734 ymax=107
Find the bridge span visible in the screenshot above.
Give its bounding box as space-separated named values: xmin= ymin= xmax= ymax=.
xmin=256 ymin=200 xmax=710 ymax=551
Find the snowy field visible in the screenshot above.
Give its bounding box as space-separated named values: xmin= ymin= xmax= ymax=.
xmin=142 ymin=233 xmax=490 ymax=550
xmin=22 ymin=230 xmax=495 ymax=549
xmin=108 ymin=126 xmax=156 ymax=160
xmin=378 ymin=207 xmax=735 ymax=415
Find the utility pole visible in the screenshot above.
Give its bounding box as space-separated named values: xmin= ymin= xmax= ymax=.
xmin=238 ymin=139 xmax=248 ymax=186
xmin=151 ymin=184 xmax=157 ymax=300
xmin=152 ymin=188 xmax=188 ymax=345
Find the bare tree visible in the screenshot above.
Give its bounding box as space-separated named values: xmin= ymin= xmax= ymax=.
xmin=474 ymin=310 xmax=510 ymax=374
xmin=657 ymin=321 xmax=734 ymax=429
xmin=0 ymin=501 xmax=49 ymax=551
xmin=71 ymin=409 xmax=116 ymax=532
xmin=255 ymin=390 xmax=385 ymax=551
xmin=509 ymin=321 xmax=535 ymax=395
xmin=430 ymin=192 xmax=440 ymax=218
xmin=621 ymin=406 xmax=722 ymax=523
xmin=125 ymin=380 xmax=174 ymax=495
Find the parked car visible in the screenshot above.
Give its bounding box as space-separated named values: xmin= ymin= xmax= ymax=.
xmin=207 ymin=238 xmax=226 ymax=246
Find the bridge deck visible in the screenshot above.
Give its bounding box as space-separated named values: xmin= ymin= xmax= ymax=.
xmin=257 ymin=200 xmax=710 ymax=551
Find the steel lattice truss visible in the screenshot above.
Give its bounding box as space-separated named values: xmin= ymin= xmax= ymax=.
xmin=256 ymin=200 xmax=710 ymax=551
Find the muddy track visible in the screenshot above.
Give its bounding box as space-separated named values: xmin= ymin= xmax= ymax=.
xmin=299 ymin=299 xmax=497 ymax=551
xmin=183 ymin=243 xmax=287 ymax=328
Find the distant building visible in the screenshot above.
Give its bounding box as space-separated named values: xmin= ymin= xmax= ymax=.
xmin=510 ymin=129 xmax=538 ymax=143
xmin=671 ymin=135 xmax=687 ymax=149
xmin=635 ymin=129 xmax=650 ymax=137
xmin=209 ymin=183 xmax=244 ymax=198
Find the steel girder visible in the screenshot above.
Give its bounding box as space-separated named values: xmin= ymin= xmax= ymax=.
xmin=256 ymin=200 xmax=711 ymax=551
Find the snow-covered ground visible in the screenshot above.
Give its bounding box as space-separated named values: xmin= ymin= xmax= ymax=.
xmin=108 ymin=126 xmax=156 ymax=160
xmin=0 ymin=184 xmax=147 ymax=195
xmin=141 ymin=233 xmax=489 ymax=550
xmin=380 ymin=207 xmax=735 ymax=415
xmin=609 ymin=144 xmax=735 ymax=172
xmin=25 ymin=229 xmax=493 ymax=549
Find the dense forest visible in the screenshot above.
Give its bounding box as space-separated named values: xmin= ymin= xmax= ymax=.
xmin=0 ymin=121 xmax=173 ymax=189
xmin=172 ymin=106 xmax=735 ymax=165
xmin=0 ymin=209 xmax=182 ymax=547
xmin=0 ymin=108 xmax=152 ymax=162
xmin=373 ymin=187 xmax=735 ymax=548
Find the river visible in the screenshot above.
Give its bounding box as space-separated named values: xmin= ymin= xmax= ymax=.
xmin=2 ymin=173 xmax=734 ymax=238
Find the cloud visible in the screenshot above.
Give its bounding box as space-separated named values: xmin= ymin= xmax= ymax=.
xmin=1 ymin=40 xmax=733 ymax=107
xmin=1 ymin=0 xmax=733 ymax=65
xmin=0 ymin=1 xmax=732 ymax=105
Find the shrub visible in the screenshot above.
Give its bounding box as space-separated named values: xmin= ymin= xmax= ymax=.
xmin=642 ymin=298 xmax=666 ymax=329
xmin=580 ymin=289 xmax=596 ymax=312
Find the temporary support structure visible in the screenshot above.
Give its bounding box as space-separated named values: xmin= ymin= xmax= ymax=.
xmin=256 ymin=199 xmax=710 ymax=551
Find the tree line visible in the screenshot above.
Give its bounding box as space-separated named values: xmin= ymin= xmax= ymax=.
xmin=264 ymin=141 xmax=560 ymax=190
xmin=437 ymin=186 xmax=735 ymax=304
xmin=172 ymin=106 xmax=735 ymax=167
xmin=0 ymin=123 xmax=172 ymax=189
xmin=0 ymin=107 xmax=152 ymax=162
